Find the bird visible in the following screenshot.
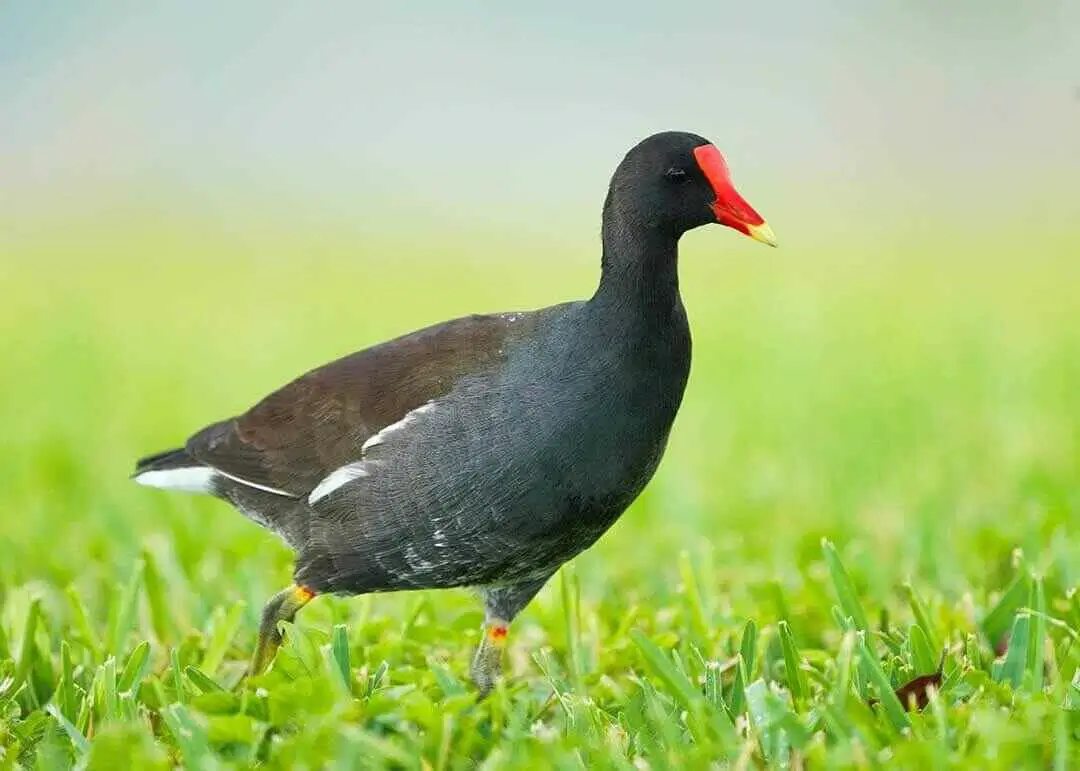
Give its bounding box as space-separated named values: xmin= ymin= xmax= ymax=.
xmin=132 ymin=130 xmax=776 ymax=695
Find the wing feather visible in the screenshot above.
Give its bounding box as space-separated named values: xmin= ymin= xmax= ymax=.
xmin=184 ymin=313 xmax=528 ymax=497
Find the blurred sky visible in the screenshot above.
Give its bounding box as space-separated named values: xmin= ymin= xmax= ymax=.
xmin=2 ymin=1 xmax=1078 ymax=253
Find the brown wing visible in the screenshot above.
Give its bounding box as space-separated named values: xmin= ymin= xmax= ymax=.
xmin=185 ymin=312 xmax=526 ymax=497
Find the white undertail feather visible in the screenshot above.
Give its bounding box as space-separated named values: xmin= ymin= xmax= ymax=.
xmin=133 ymin=467 xmax=216 ymax=494
xmin=135 ymin=465 xmax=296 ymax=498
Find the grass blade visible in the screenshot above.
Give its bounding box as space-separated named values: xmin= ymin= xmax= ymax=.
xmin=630 ymin=629 xmax=701 ymax=712
xmin=730 ymin=654 xmax=748 ymax=717
xmin=998 ymin=613 xmax=1030 ymax=689
xmin=200 ymin=601 xmax=244 ymax=677
xmin=981 ymin=574 xmax=1030 ymax=649
xmin=740 ymin=619 xmax=759 ymax=678
xmin=15 ymin=598 xmax=42 ymax=707
xmin=831 ymin=631 xmax=856 ymax=711
xmin=366 ymin=661 xmax=389 ymax=698
xmin=337 ymin=726 xmax=418 ymax=769
xmin=107 ymin=560 xmax=144 ymax=656
xmin=162 ymin=704 xmax=215 ymax=770
xmin=58 ymin=640 xmax=78 ymax=721
xmin=857 ymin=635 xmax=910 ymax=732
xmin=141 ymin=548 xmax=175 ymax=644
xmin=99 ymin=657 xmax=120 ymax=722
xmin=909 ymin=624 xmax=937 ymax=675
xmin=1055 ymin=681 xmax=1068 ymax=771
xmin=822 ymin=540 xmax=873 ymax=653
xmin=76 ymin=684 xmax=92 ymax=736
xmin=560 ymin=567 xmax=583 ymax=693
xmin=678 ymin=550 xmax=710 ymax=645
xmin=118 ymin=640 xmax=151 ymax=695
xmin=46 ymin=702 xmax=90 ymax=755
xmin=184 ymin=665 xmax=224 ymax=694
xmin=902 ymin=583 xmax=938 ymax=652
xmin=728 ymin=620 xmax=758 ymax=717
xmin=704 ymin=660 xmax=725 ymax=712
xmin=331 ymin=623 xmax=352 ymax=691
xmin=430 ymin=662 xmax=466 ymax=698
xmin=745 ymin=678 xmax=794 ymax=764
xmin=1027 ymin=579 xmax=1046 ymax=690
xmin=778 ymin=621 xmax=806 ymax=707
xmin=172 ymin=648 xmax=187 ymax=704
xmin=65 ymin=586 xmax=102 ymax=663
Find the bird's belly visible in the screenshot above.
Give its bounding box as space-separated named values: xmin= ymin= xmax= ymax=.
xmin=300 ymin=376 xmax=680 ymax=594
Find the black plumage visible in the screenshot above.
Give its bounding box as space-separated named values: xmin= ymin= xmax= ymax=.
xmin=134 ymin=130 xmax=776 ymax=693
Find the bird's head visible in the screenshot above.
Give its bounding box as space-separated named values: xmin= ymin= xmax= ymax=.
xmin=608 ymin=131 xmax=776 ymax=246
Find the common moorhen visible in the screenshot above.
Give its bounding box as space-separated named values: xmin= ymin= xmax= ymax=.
xmin=134 ymin=130 xmax=775 ymax=694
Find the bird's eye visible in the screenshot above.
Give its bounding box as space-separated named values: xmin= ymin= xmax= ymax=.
xmin=665 ymin=167 xmax=689 ymax=183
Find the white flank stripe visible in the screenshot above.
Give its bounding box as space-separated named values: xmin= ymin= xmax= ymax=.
xmin=213 ymin=468 xmax=296 ymax=498
xmin=134 ymin=467 xmax=217 ymax=494
xmin=310 ymin=401 xmax=441 ymax=506
xmin=308 ymin=462 xmax=369 ymax=505
xmin=361 ymin=401 xmax=438 ymax=452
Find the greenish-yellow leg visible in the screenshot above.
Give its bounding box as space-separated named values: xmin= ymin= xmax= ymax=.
xmin=249 ymin=585 xmax=316 ymax=675
xmin=469 ymin=576 xmax=553 ymax=697
xmin=470 ymin=617 xmax=509 ymax=698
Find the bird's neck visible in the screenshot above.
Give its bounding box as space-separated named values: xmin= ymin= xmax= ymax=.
xmin=592 ymin=200 xmax=682 ymax=324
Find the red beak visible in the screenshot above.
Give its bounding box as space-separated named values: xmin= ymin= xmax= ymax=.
xmin=693 ymin=144 xmax=776 ymax=246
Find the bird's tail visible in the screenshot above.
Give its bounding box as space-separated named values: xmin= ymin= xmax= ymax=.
xmin=132 ymin=447 xmax=215 ymax=494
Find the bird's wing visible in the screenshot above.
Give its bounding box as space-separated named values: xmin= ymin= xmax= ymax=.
xmin=185 ymin=312 xmax=531 ymax=498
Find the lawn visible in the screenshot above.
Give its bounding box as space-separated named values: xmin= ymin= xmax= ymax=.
xmin=2 ymin=215 xmax=1079 ymax=768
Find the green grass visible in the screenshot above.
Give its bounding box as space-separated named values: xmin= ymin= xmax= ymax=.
xmin=2 ymin=218 xmax=1080 ymax=768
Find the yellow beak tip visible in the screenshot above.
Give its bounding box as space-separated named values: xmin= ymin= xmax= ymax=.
xmin=746 ymin=222 xmax=778 ymax=247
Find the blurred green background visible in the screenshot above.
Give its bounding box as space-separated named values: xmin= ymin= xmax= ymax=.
xmin=2 ymin=2 xmax=1080 ymax=766
xmin=3 ymin=0 xmax=1078 ymax=598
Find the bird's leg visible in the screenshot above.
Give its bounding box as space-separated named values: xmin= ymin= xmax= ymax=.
xmin=471 ymin=616 xmax=509 ymax=697
xmin=471 ymin=574 xmax=554 ymax=697
xmin=249 ymin=584 xmax=316 ymax=675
